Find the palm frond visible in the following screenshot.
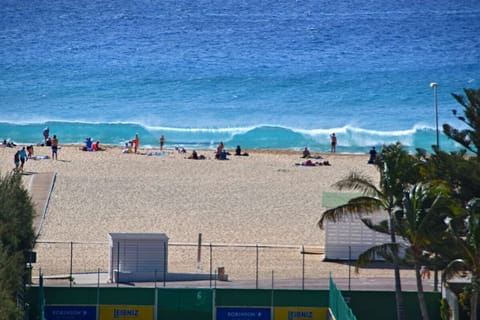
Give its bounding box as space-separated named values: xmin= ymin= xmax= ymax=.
xmin=318 ymin=197 xmax=383 ymax=229
xmin=355 ymin=243 xmax=398 ymax=272
xmin=361 ymin=217 xmax=390 ymax=234
xmin=334 ymin=172 xmax=381 ymax=196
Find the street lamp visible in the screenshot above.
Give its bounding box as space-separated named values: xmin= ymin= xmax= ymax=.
xmin=430 ymin=82 xmax=439 ymax=149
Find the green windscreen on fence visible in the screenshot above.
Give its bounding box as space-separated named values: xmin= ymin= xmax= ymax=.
xmin=329 ymin=275 xmax=357 ymax=320
xmin=322 ymin=192 xmax=360 ymax=208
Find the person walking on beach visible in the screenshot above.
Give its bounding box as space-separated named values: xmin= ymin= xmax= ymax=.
xmin=51 ymin=135 xmax=59 ymax=160
xmin=13 ymin=150 xmax=20 ymax=172
xmin=19 ymin=146 xmax=27 ymax=171
xmin=330 ymin=133 xmax=337 ymax=153
xmin=160 ymin=135 xmax=165 ymax=150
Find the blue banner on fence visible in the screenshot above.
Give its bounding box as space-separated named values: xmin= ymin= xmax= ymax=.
xmin=217 ymin=307 xmax=271 ymax=320
xmin=45 ymin=305 xmax=96 ymax=320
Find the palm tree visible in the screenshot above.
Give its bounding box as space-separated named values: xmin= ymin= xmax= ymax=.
xmin=443 ymin=198 xmax=480 ymax=320
xmin=318 ymin=143 xmax=419 ymax=320
xmin=394 ymin=182 xmax=455 ymax=320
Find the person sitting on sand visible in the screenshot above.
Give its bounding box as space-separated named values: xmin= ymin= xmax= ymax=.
xmin=215 ymin=142 xmax=225 ymax=159
xmin=187 ymin=150 xmax=206 ymax=160
xmin=235 ymin=145 xmax=249 ymax=156
xmin=81 ymin=137 xmax=93 ymax=151
xmin=190 ymin=150 xmax=199 ymax=160
xmin=302 ymin=147 xmax=311 ymax=158
xmin=122 ymin=142 xmax=132 ymax=153
xmin=93 ymin=140 xmax=104 ymax=151
xmin=220 ymin=149 xmax=228 ymax=160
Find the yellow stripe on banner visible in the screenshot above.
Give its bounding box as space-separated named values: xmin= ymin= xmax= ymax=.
xmin=100 ymin=305 xmax=154 ymax=320
xmin=274 ymin=307 xmax=328 ymax=320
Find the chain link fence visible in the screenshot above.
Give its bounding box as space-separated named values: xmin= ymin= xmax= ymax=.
xmin=31 ymin=240 xmax=345 ymax=288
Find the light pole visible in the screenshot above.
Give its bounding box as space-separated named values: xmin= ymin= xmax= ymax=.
xmin=430 ymin=82 xmax=439 ymax=149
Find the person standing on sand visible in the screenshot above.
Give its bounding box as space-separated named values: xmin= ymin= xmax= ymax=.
xmin=43 ymin=126 xmax=49 ymax=144
xmin=330 ymin=133 xmax=337 ymax=153
xmin=160 ymin=135 xmax=165 ymax=150
xmin=51 ymin=135 xmax=58 ymax=160
xmin=368 ymin=146 xmax=377 ymax=164
xmin=132 ymin=133 xmax=140 ymax=153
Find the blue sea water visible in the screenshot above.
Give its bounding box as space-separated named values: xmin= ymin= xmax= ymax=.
xmin=1 ymin=0 xmax=480 ymax=153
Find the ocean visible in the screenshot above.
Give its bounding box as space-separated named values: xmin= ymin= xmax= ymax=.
xmin=1 ymin=0 xmax=480 ymax=153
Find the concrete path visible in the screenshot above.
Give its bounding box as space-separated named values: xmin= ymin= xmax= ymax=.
xmin=38 ymin=272 xmax=437 ymax=292
xmin=28 ymin=171 xmax=56 ymax=238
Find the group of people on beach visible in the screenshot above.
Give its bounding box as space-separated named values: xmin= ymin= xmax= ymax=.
xmin=11 ymin=128 xmax=58 ymax=171
xmin=301 ymin=133 xmax=337 ymax=156
xmin=2 ymin=139 xmax=17 ymax=148
xmin=80 ymin=137 xmax=103 ymax=152
xmin=186 ymin=143 xmax=248 ymax=161
xmin=42 ymin=127 xmax=59 ymax=160
xmin=122 ymin=133 xmax=140 ymax=153
xmin=12 ymin=145 xmax=36 ymax=172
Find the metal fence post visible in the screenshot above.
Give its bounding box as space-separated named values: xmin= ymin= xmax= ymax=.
xmin=302 ymin=245 xmax=305 ymax=290
xmin=116 ymin=241 xmax=120 ymax=287
xmin=209 ymin=243 xmax=212 ymax=288
xmin=163 ymin=242 xmax=166 ymax=287
xmin=256 ymin=244 xmax=259 ymax=289
xmin=70 ymin=241 xmax=73 ymax=287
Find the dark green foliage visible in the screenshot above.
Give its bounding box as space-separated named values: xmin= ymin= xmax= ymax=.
xmin=421 ymin=150 xmax=480 ymax=204
xmin=0 ymin=172 xmax=35 ymax=319
xmin=443 ymin=88 xmax=480 ymax=157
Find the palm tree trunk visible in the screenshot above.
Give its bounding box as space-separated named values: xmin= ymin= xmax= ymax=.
xmin=470 ymin=275 xmax=478 ymax=320
xmin=389 ymin=214 xmax=405 ymax=320
xmin=415 ymin=263 xmax=430 ymax=320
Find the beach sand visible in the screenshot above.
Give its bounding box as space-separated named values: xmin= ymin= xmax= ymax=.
xmin=0 ymin=145 xmax=417 ymax=284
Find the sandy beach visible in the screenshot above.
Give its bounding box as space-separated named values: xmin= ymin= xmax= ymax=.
xmin=0 ymin=144 xmax=417 ymax=284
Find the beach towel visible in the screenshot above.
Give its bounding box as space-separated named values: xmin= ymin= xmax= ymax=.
xmin=32 ymin=155 xmax=50 ymax=160
xmin=147 ymin=152 xmax=168 ymax=157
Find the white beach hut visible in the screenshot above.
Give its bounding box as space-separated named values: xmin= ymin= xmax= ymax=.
xmin=323 ymin=192 xmax=391 ymax=260
xmin=108 ymin=233 xmax=169 ymax=283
